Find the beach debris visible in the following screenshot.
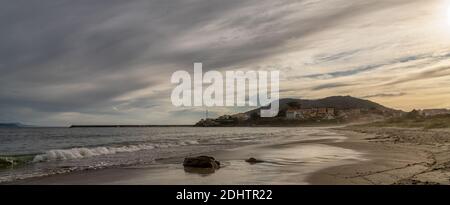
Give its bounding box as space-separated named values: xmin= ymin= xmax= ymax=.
xmin=0 ymin=157 xmax=15 ymax=168
xmin=245 ymin=157 xmax=265 ymax=164
xmin=183 ymin=156 xmax=220 ymax=169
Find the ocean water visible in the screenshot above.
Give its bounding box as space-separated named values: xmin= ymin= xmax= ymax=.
xmin=0 ymin=127 xmax=358 ymax=183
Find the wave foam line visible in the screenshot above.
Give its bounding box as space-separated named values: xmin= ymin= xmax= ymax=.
xmin=33 ymin=140 xmax=199 ymax=162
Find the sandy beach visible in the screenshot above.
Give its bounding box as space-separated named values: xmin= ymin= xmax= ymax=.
xmin=309 ymin=127 xmax=450 ymax=185
xmin=6 ymin=126 xmax=450 ymax=185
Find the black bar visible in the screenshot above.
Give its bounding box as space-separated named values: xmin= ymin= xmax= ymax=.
xmin=0 ymin=185 xmax=448 ymax=204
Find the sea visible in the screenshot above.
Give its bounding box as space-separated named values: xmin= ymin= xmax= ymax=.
xmin=0 ymin=127 xmax=363 ymax=183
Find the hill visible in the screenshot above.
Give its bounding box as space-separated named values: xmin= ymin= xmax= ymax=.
xmin=0 ymin=123 xmax=32 ymax=128
xmin=245 ymin=96 xmax=397 ymax=117
xmin=195 ymin=96 xmax=403 ymax=127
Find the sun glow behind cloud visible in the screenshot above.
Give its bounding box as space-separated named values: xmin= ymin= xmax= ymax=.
xmin=447 ymin=4 xmax=450 ymax=26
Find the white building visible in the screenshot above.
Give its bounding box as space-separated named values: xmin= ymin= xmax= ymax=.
xmin=286 ymin=109 xmax=300 ymax=119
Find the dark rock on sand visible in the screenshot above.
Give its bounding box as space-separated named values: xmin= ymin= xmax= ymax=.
xmin=183 ymin=156 xmax=220 ymax=169
xmin=183 ymin=167 xmax=217 ymax=175
xmin=245 ymin=157 xmax=265 ymax=164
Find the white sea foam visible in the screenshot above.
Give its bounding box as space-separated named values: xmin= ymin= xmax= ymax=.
xmin=178 ymin=140 xmax=200 ymax=145
xmin=32 ymin=140 xmax=199 ymax=162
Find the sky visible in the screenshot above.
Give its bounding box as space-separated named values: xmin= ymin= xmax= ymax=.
xmin=1 ymin=0 xmax=450 ymax=126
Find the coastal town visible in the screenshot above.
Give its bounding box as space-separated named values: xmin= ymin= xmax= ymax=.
xmin=195 ymin=97 xmax=450 ymax=127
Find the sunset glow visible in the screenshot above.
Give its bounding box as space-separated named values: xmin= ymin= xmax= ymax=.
xmin=447 ymin=5 xmax=450 ymax=25
xmin=1 ymin=0 xmax=450 ymax=126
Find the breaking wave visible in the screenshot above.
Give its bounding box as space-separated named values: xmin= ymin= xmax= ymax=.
xmin=32 ymin=140 xmax=200 ymax=163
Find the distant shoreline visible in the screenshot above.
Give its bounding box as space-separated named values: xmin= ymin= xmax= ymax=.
xmin=69 ymin=125 xmax=194 ymax=128
xmin=69 ymin=122 xmax=347 ymax=128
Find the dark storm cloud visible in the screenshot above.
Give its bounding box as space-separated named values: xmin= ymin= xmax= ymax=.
xmin=0 ymin=0 xmax=248 ymax=116
xmin=384 ymin=66 xmax=450 ymax=86
xmin=303 ymin=64 xmax=383 ymax=79
xmin=312 ymin=49 xmax=363 ymax=64
xmin=0 ymin=0 xmax=423 ymax=125
xmin=362 ymin=92 xmax=407 ymax=98
xmin=299 ymin=52 xmax=450 ymax=80
xmin=311 ymin=83 xmax=353 ymax=91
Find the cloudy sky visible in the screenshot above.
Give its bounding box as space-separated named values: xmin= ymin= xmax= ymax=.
xmin=1 ymin=0 xmax=450 ymax=126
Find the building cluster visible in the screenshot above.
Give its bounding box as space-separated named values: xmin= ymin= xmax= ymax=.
xmin=286 ymin=108 xmax=336 ymax=120
xmin=285 ymin=107 xmax=368 ymax=120
xmin=195 ymin=113 xmax=250 ymax=127
xmin=418 ymin=109 xmax=450 ymax=117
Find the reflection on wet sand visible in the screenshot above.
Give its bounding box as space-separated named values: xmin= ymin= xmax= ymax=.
xmin=183 ymin=167 xmax=216 ymax=176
